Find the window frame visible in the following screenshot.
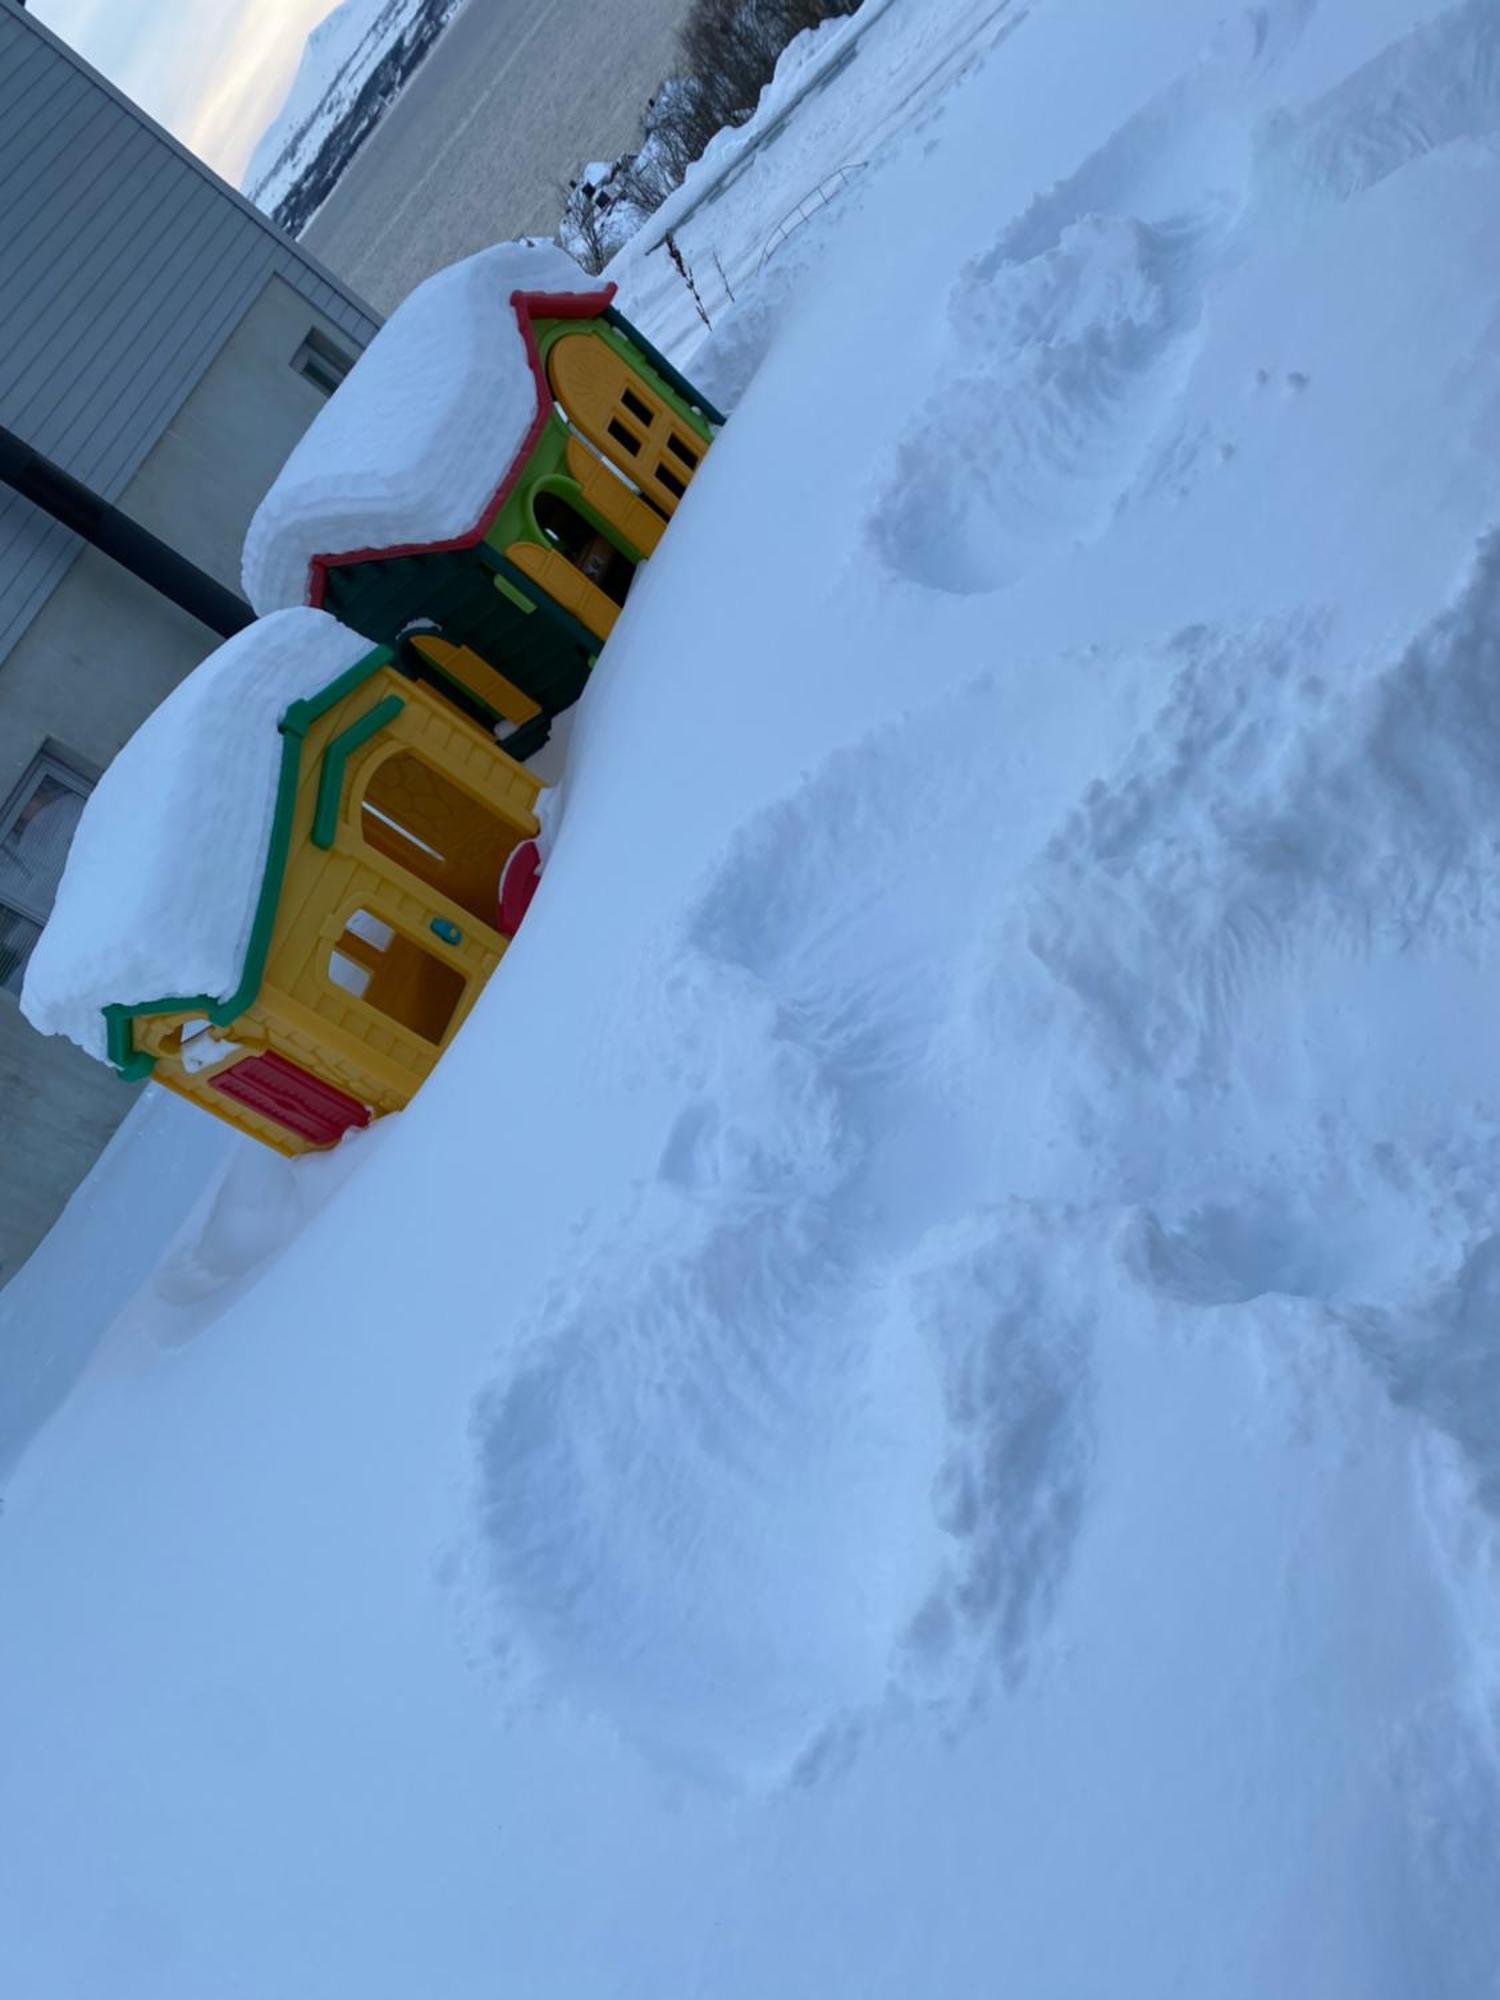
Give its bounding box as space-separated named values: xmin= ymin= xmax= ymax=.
xmin=0 ymin=748 xmax=95 ymax=995
xmin=290 ymin=325 xmax=356 ymax=398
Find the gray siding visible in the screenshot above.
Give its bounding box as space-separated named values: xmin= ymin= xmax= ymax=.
xmin=0 ymin=0 xmax=381 ymax=662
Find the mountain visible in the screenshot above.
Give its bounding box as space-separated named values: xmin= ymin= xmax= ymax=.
xmin=244 ymin=0 xmax=465 ymax=236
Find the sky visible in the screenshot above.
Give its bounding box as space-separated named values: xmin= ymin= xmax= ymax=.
xmin=32 ymin=0 xmax=341 ymax=187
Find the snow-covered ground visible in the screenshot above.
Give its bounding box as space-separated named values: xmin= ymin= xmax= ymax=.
xmin=6 ymin=0 xmax=1500 ymax=1991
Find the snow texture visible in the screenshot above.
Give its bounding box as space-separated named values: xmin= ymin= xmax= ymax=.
xmin=560 ymin=14 xmax=859 ymax=271
xmin=8 ymin=0 xmax=1500 ymax=1993
xmin=21 ymin=609 xmax=375 ymax=1061
xmin=240 ymin=238 xmax=590 ymax=615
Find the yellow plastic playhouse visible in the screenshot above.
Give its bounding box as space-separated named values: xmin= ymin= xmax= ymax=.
xmin=119 ymin=636 xmax=544 ymax=1152
xmin=23 ymin=241 xmax=723 ymax=1154
xmin=11 ymin=613 xmax=546 ymax=1155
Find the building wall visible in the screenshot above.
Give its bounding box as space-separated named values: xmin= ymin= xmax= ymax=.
xmin=0 ymin=0 xmax=379 ymax=665
xmin=0 ymin=3 xmax=383 ymax=1285
xmin=0 ymin=275 xmax=358 ymax=806
xmin=0 ymin=277 xmax=378 ymax=1285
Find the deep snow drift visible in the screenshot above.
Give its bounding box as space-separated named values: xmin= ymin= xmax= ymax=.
xmin=5 ymin=0 xmax=1500 ymax=1994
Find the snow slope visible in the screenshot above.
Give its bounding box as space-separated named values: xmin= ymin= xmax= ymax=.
xmin=5 ymin=0 xmax=1500 ymax=1992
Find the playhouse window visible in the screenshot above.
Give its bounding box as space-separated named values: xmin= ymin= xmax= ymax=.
xmin=360 ymin=753 xmax=524 ymax=925
xmin=329 ymin=909 xmax=466 ymax=1045
xmin=606 ymin=418 xmax=642 ymax=457
xmin=620 ymin=387 xmax=654 ymax=427
xmin=666 ymin=433 xmax=700 ymax=470
xmin=328 ymin=950 xmax=372 ymax=999
xmin=0 ymin=750 xmax=92 ymax=995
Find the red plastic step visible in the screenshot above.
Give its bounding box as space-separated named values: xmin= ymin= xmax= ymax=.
xmin=211 ymin=1049 xmax=371 ymax=1148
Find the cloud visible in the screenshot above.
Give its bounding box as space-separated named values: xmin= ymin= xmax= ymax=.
xmin=31 ymin=0 xmax=339 ymax=186
xmin=182 ymin=0 xmax=342 ymax=182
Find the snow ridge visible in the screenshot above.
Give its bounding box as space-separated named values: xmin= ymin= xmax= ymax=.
xmin=471 ymin=528 xmax=1500 ymax=1807
xmin=468 ymin=683 xmax=1111 ymax=1780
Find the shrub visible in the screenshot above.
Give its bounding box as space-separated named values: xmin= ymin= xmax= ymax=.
xmin=562 ymin=0 xmax=861 ymax=267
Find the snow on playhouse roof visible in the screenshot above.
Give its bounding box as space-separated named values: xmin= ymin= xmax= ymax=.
xmin=242 ymin=239 xmax=610 ymax=616
xmin=22 ymin=609 xmax=379 ymax=1064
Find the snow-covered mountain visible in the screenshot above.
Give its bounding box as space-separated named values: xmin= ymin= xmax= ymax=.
xmin=244 ymin=0 xmax=463 ymax=235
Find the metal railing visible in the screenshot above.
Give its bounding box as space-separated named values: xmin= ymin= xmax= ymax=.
xmin=758 ymin=163 xmax=867 ymax=272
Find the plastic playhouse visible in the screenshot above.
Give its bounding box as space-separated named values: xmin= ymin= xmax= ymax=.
xmin=242 ymin=238 xmax=724 ymax=752
xmin=22 ymin=242 xmax=723 ymax=1154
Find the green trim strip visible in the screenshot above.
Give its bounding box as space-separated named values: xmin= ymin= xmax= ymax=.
xmin=312 ymin=693 xmax=404 ymax=850
xmin=482 ymin=547 xmax=601 ymax=660
xmin=601 ymin=305 xmax=727 ymax=429
xmin=492 ymin=570 xmax=538 ymax=615
xmin=102 ymin=643 xmax=393 ymax=1080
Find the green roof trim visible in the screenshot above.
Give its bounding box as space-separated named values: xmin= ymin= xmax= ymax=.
xmin=312 ymin=692 xmax=404 ymax=850
xmin=101 ymin=643 xmax=393 ymax=1082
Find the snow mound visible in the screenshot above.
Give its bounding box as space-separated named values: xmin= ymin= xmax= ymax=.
xmin=866 ymin=20 xmax=1262 ymax=600
xmin=471 ymin=688 xmax=1104 ymax=1778
xmin=875 ymin=209 xmax=1212 ymax=593
xmin=474 ymin=518 xmax=1500 ymax=1779
xmin=1257 ymin=0 xmax=1500 ymax=207
xmin=21 ymin=609 xmax=375 ymax=1062
xmin=241 ymin=239 xmax=592 ymax=615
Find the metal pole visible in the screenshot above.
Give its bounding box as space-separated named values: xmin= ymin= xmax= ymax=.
xmin=0 ymin=426 xmax=254 ymax=639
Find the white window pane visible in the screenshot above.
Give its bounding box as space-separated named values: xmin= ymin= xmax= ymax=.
xmin=328 ymin=949 xmax=372 ymax=998
xmin=345 ymin=908 xmax=393 ymax=950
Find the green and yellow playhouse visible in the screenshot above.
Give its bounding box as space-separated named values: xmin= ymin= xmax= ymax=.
xmin=22 ymin=612 xmax=550 ymax=1153
xmin=242 ymin=238 xmax=724 ymax=753
xmin=20 ymin=243 xmax=725 ymax=1153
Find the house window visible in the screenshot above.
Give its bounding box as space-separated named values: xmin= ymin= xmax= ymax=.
xmin=0 ymin=751 xmax=92 ymax=995
xmin=291 ymin=326 xmax=356 ymax=397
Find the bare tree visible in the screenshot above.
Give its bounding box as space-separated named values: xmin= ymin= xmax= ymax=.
xmin=559 ymin=177 xmax=611 ymax=275
xmin=633 ymin=0 xmax=860 ymax=221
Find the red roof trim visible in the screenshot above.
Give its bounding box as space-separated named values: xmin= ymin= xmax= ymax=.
xmin=305 ymin=283 xmax=617 ymax=609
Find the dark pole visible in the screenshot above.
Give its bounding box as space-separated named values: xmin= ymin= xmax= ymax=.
xmin=0 ymin=426 xmax=254 ymax=639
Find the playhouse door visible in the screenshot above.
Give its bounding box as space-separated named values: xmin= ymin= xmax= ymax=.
xmin=564 ymin=436 xmax=664 ymax=555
